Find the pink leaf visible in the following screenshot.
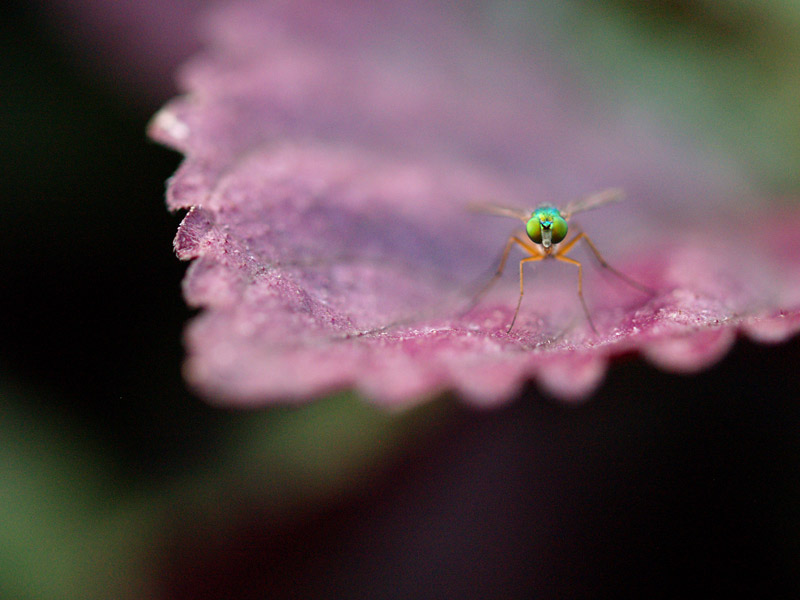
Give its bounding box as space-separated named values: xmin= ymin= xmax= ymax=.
xmin=149 ymin=1 xmax=800 ymax=406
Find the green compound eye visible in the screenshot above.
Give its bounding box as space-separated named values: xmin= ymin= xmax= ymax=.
xmin=526 ymin=218 xmax=542 ymax=243
xmin=551 ymin=215 xmax=568 ymax=243
xmin=527 ymin=208 xmax=568 ymax=246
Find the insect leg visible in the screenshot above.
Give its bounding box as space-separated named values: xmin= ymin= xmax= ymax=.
xmin=508 ymin=253 xmax=544 ymax=333
xmin=469 ymin=234 xmax=532 ymax=309
xmin=558 ymin=232 xmax=654 ymax=295
xmin=554 ymin=253 xmax=597 ymax=334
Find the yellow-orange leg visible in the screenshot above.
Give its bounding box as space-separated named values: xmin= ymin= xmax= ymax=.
xmin=508 ymin=253 xmax=544 ymax=332
xmin=557 ymin=231 xmax=654 ymax=295
xmin=555 ymin=231 xmax=654 ymax=333
xmin=470 ymin=234 xmax=537 ymax=308
xmin=469 ymin=233 xmax=546 ymax=333
xmin=554 ymin=254 xmax=596 ymax=334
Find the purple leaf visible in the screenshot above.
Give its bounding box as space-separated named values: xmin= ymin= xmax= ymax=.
xmin=149 ymin=1 xmax=800 ymax=405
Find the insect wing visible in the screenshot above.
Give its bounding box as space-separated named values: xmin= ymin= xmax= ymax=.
xmin=562 ymin=188 xmax=624 ymax=219
xmin=467 ymin=202 xmax=530 ymax=223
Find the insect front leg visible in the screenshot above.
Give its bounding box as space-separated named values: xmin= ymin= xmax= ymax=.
xmin=468 ymin=234 xmax=531 ymax=309
xmin=554 ymin=253 xmax=597 ymax=334
xmin=508 ymin=253 xmax=544 ymax=333
xmin=558 ymin=231 xmax=654 ymax=295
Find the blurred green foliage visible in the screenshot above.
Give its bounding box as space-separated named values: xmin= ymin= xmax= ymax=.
xmin=0 ymin=378 xmax=445 ymax=599
xmin=0 ymin=377 xmax=149 ymax=600
xmin=550 ymin=0 xmax=800 ymax=192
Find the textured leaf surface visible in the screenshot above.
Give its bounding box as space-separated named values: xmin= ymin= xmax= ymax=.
xmin=150 ymin=1 xmax=800 ymax=405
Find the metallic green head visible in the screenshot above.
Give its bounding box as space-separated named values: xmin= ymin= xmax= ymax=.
xmin=526 ymin=207 xmax=568 ymax=248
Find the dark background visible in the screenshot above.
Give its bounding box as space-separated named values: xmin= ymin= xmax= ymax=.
xmin=1 ymin=1 xmax=210 ymax=476
xmin=2 ymin=1 xmax=799 ymax=598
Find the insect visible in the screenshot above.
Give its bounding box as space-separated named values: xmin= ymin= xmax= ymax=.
xmin=470 ymin=188 xmax=652 ymax=334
